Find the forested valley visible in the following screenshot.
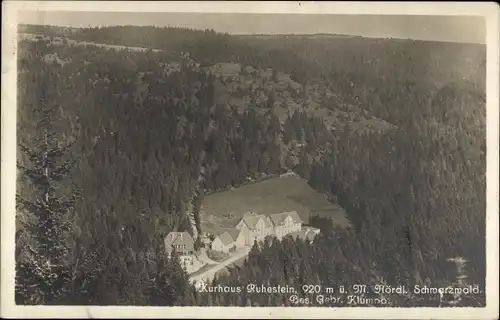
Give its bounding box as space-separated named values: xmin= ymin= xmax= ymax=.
xmin=15 ymin=24 xmax=486 ymax=306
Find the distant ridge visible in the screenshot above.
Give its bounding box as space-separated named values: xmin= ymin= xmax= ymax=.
xmin=234 ymin=32 xmax=483 ymax=45
xmin=18 ymin=23 xmax=483 ymax=46
xmin=236 ymin=33 xmax=360 ymax=38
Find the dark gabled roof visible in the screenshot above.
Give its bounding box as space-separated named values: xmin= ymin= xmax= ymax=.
xmin=226 ymin=228 xmax=241 ymax=241
xmin=241 ymin=213 xmax=272 ymax=229
xmin=165 ymin=231 xmax=194 ymax=253
xmin=269 ymin=211 xmax=302 ymax=226
xmin=216 ymin=232 xmax=235 ymax=246
xmin=269 ymin=212 xmax=286 ymax=226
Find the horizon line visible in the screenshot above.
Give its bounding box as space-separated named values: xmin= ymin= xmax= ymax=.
xmin=18 ymin=23 xmax=485 ymax=45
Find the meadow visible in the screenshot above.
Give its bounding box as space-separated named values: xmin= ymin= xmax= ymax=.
xmin=200 ymin=173 xmax=349 ymax=235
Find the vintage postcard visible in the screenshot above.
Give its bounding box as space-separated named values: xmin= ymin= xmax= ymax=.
xmin=1 ymin=1 xmax=499 ymax=319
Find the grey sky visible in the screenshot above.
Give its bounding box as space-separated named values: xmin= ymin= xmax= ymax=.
xmin=19 ymin=11 xmax=486 ymax=44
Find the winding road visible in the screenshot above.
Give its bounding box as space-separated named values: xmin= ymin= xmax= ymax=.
xmin=190 ymin=247 xmax=250 ymax=285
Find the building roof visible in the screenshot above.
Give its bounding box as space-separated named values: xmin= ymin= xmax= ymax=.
xmin=303 ymin=226 xmax=321 ymax=234
xmin=287 ymin=229 xmax=316 ymax=242
xmin=241 ymin=213 xmax=273 ymax=229
xmin=216 ymin=232 xmax=235 ymax=246
xmin=263 ymin=216 xmax=274 ymax=228
xmin=165 ymin=231 xmax=194 ymax=253
xmin=226 ymin=228 xmax=241 ymax=241
xmin=269 ymin=211 xmax=303 ymax=226
xmin=305 ymin=230 xmax=317 ymax=241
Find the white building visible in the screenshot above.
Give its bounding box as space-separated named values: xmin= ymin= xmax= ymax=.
xmin=211 ymin=232 xmax=234 ymax=253
xmin=269 ymin=211 xmax=303 ymax=239
xmin=235 ymin=212 xmax=274 ymax=246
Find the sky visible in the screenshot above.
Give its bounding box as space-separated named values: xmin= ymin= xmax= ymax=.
xmin=19 ymin=11 xmax=486 ymax=44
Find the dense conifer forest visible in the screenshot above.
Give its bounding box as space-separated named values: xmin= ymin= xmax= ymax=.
xmin=16 ymin=24 xmax=486 ymax=306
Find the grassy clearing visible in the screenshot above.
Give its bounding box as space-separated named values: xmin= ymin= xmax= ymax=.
xmin=200 ymin=173 xmax=350 ymax=235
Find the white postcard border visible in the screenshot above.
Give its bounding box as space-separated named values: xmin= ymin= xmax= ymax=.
xmin=2 ymin=1 xmax=498 ymax=319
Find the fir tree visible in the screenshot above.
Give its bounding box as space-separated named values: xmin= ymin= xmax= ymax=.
xmin=16 ymin=97 xmax=80 ymax=304
xmin=266 ymin=91 xmax=275 ymax=109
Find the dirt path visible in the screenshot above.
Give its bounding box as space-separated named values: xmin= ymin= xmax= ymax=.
xmin=196 ymin=248 xmax=218 ymax=265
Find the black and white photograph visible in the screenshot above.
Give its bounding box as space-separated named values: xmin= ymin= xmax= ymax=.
xmin=1 ymin=1 xmax=499 ymax=319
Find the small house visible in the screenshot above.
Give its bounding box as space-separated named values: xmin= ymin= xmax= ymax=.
xmin=164 ymin=231 xmax=195 ymax=264
xmin=227 ymin=228 xmax=246 ymax=249
xmin=211 ymin=232 xmax=234 ymax=253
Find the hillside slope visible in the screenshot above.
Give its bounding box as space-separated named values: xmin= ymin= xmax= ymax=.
xmin=15 ymin=24 xmax=486 ymax=307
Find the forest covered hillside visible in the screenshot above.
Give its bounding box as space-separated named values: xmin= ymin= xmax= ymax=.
xmin=16 ymin=24 xmax=486 ymax=307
